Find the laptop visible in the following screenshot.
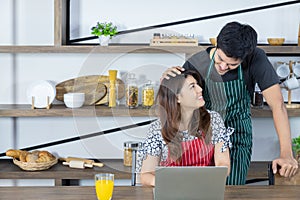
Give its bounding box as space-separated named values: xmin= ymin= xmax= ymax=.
xmin=154 ymin=166 xmax=228 ymax=200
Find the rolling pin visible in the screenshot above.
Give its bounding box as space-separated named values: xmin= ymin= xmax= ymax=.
xmin=60 ymin=157 xmax=104 ymax=167
xmin=63 ymin=160 xmax=93 ymax=169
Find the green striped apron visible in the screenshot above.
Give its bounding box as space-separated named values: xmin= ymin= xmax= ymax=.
xmin=204 ymin=51 xmax=252 ymax=185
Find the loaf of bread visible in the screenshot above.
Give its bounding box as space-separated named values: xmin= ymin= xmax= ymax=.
xmin=6 ymin=149 xmax=56 ymax=163
xmin=36 ymin=151 xmax=56 ymax=163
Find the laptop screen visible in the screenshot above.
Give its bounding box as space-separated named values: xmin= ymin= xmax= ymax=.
xmin=155 ymin=166 xmax=228 ymax=200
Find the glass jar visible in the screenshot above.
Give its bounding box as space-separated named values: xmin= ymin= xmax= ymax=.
xmin=123 ymin=141 xmax=141 ymax=166
xmin=142 ymin=80 xmax=154 ymax=108
xmin=125 ymin=73 xmax=139 ymax=108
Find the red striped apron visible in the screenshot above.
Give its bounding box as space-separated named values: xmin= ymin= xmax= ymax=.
xmin=160 ymin=138 xmax=215 ymax=166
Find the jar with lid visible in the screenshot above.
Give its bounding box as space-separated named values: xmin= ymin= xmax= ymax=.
xmin=123 ymin=141 xmax=141 ymax=166
xmin=142 ymin=80 xmax=154 ymax=108
xmin=125 ymin=73 xmax=139 ymax=108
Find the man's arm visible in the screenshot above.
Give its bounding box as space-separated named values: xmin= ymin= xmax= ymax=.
xmin=262 ymin=84 xmax=298 ymax=177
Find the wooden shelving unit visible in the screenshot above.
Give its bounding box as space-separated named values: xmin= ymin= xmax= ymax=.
xmin=0 ymin=0 xmax=299 ymax=118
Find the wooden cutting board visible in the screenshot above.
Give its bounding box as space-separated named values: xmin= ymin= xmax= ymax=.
xmin=56 ymin=75 xmax=125 ymax=105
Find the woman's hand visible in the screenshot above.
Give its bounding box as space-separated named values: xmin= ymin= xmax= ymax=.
xmin=160 ymin=66 xmax=185 ymax=82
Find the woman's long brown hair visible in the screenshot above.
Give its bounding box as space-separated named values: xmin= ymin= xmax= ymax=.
xmin=157 ymin=70 xmax=212 ymax=163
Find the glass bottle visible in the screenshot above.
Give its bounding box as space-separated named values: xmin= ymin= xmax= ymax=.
xmin=123 ymin=141 xmax=141 ymax=166
xmin=125 ymin=73 xmax=139 ymax=108
xmin=252 ymin=83 xmax=263 ymax=108
xmin=142 ymin=80 xmax=154 ymax=108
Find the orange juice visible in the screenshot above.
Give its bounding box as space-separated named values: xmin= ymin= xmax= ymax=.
xmin=95 ymin=180 xmax=114 ymax=200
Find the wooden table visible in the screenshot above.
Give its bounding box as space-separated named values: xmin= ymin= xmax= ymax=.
xmin=0 ymin=185 xmax=299 ymax=200
xmin=225 ymin=185 xmax=300 ymax=199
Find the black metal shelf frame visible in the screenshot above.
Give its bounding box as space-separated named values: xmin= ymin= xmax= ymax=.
xmin=65 ymin=0 xmax=300 ymax=45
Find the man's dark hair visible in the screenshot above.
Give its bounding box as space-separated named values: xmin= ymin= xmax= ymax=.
xmin=216 ymin=21 xmax=257 ymax=60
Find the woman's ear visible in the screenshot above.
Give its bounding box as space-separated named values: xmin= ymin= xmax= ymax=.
xmin=176 ymin=95 xmax=181 ymax=103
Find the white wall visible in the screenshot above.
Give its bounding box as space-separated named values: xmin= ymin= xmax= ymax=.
xmin=0 ymin=0 xmax=300 ymax=186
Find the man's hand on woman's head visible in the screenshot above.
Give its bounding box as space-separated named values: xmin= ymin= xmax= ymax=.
xmin=160 ymin=66 xmax=185 ymax=82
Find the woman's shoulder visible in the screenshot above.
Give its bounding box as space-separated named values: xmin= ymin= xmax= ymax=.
xmin=146 ymin=119 xmax=163 ymax=139
xmin=149 ymin=119 xmax=162 ymax=130
xmin=207 ymin=110 xmax=223 ymax=121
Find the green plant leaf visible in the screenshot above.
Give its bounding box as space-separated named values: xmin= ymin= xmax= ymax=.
xmin=292 ymin=135 xmax=300 ymax=154
xmin=90 ymin=21 xmax=118 ymax=37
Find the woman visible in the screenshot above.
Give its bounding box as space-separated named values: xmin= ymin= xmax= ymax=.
xmin=136 ymin=70 xmax=233 ymax=187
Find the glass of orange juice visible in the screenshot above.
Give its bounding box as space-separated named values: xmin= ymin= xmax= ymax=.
xmin=95 ymin=173 xmax=114 ymax=200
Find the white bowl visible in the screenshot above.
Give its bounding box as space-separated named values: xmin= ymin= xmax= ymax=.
xmin=63 ymin=93 xmax=85 ymax=108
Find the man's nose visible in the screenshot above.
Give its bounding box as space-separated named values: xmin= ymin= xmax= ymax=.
xmin=219 ymin=62 xmax=228 ymax=70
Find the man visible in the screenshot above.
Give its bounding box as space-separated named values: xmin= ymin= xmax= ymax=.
xmin=163 ymin=21 xmax=298 ymax=185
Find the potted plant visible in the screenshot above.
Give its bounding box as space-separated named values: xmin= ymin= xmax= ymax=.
xmin=91 ymin=21 xmax=118 ymax=46
xmin=292 ymin=135 xmax=300 ymax=162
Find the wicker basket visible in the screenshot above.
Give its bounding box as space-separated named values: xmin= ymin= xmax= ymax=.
xmin=13 ymin=158 xmax=58 ymax=171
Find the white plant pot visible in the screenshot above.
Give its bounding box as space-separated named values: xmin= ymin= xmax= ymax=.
xmin=98 ymin=35 xmax=110 ymax=46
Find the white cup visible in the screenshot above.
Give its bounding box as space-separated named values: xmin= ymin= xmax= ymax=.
xmin=276 ymin=64 xmax=290 ymax=79
xmin=283 ymin=76 xmax=300 ymax=90
xmin=293 ymin=63 xmax=300 ymax=78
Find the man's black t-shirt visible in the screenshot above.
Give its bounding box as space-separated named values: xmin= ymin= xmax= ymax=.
xmin=183 ymin=47 xmax=279 ymax=101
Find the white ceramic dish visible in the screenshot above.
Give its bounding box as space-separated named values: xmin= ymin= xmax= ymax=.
xmin=26 ymin=80 xmax=56 ymax=108
xmin=64 ymin=93 xmax=85 ymax=108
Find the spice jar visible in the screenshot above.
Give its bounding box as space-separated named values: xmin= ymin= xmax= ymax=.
xmin=125 ymin=73 xmax=139 ymax=108
xmin=142 ymin=80 xmax=154 ymax=108
xmin=123 ymin=141 xmax=141 ymax=166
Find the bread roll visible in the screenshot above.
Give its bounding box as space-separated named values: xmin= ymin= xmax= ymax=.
xmin=6 ymin=149 xmax=56 ymax=163
xmin=19 ymin=151 xmax=29 ymax=162
xmin=36 ymin=151 xmax=56 ymax=163
xmin=26 ymin=153 xmax=39 ymax=162
xmin=6 ymin=149 xmax=22 ymax=159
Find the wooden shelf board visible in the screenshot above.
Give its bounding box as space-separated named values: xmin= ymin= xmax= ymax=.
xmin=0 ymin=104 xmax=157 ymax=117
xmin=0 ymin=45 xmax=299 ymax=55
xmin=0 ymin=159 xmax=131 ymax=180
xmin=0 ymin=104 xmax=299 ymax=117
